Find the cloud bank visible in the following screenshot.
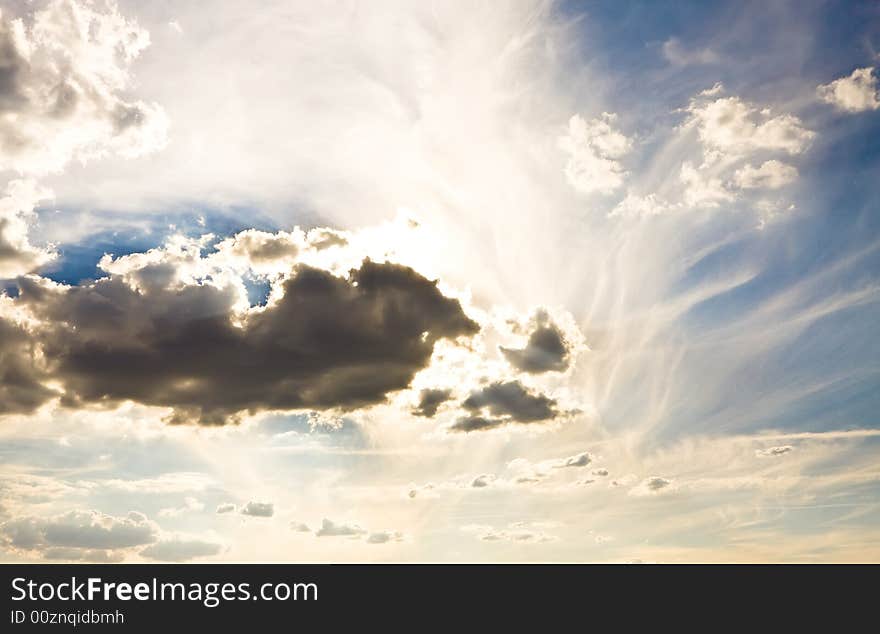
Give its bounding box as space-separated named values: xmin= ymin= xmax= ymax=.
xmin=1 ymin=236 xmax=479 ymax=423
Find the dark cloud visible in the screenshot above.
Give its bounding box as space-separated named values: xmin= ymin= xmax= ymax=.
xmin=645 ymin=477 xmax=671 ymax=491
xmin=412 ymin=388 xmax=453 ymax=418
xmin=315 ymin=519 xmax=366 ymax=537
xmin=462 ymin=381 xmax=557 ymax=421
xmin=0 ymin=17 xmax=27 ymax=114
xmin=471 ymin=474 xmax=494 ymax=488
xmin=0 ymin=316 xmax=56 ymax=415
xmin=451 ymin=380 xmax=559 ymax=432
xmin=449 ymin=415 xmax=506 ymax=432
xmin=5 ymin=259 xmax=478 ymax=423
xmin=140 ymin=537 xmax=223 ymax=562
xmin=500 ymin=313 xmax=570 ymax=374
xmin=240 ymin=501 xmax=274 ymax=518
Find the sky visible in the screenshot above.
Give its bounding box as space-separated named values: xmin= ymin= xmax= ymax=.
xmin=0 ymin=0 xmax=879 ymax=562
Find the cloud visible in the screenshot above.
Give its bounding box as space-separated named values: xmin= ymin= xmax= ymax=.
xmin=616 ymin=85 xmax=814 ymax=220
xmin=290 ymin=522 xmax=311 ymax=533
xmin=680 ymin=161 xmax=733 ymax=208
xmin=500 ymin=311 xmax=571 ymax=374
xmin=214 ymin=229 xmax=301 ymax=273
xmin=406 ymin=483 xmax=436 ymax=499
xmin=240 ymin=501 xmax=274 ymax=517
xmin=629 ymin=476 xmax=674 ymax=496
xmin=366 ymin=530 xmax=403 ymax=544
xmin=0 ymin=0 xmax=168 ymax=176
xmin=554 ymin=452 xmax=592 ymax=468
xmin=307 ymin=229 xmax=348 ymax=251
xmin=559 ymin=113 xmax=631 ymax=194
xmin=0 ymin=306 xmax=57 ymax=416
xmin=140 ymin=536 xmax=223 ymax=561
xmin=411 ymin=388 xmax=453 ymax=418
xmin=451 ymin=380 xmax=560 ymax=432
xmin=471 ymin=474 xmax=495 ymax=488
xmin=661 ymin=37 xmax=718 ymax=66
xmin=610 ymin=193 xmax=679 ymax=219
xmin=315 ymin=518 xmax=366 ymax=538
xmin=684 ymin=89 xmax=815 ymax=158
xmin=312 ymin=518 xmax=400 ymax=543
xmin=215 ymin=503 xmax=236 ymax=514
xmin=756 ymin=445 xmax=793 ymax=457
xmin=645 ymin=476 xmax=671 ymax=491
xmin=0 ymin=180 xmax=56 ymax=279
xmin=5 ymin=244 xmax=478 ymax=423
xmin=0 ymin=510 xmax=158 ymax=556
xmin=503 ymin=451 xmax=598 ymax=485
xmin=733 ymin=160 xmax=798 ymax=190
xmin=817 ymin=67 xmax=880 ymax=113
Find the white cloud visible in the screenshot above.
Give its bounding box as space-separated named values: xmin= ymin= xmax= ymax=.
xmin=560 ymin=113 xmax=632 ymax=194
xmin=680 ymin=161 xmax=733 ymax=208
xmin=0 ymin=0 xmax=168 ymax=176
xmin=554 ymin=451 xmax=593 ymax=468
xmin=240 ymin=501 xmax=274 ymax=517
xmin=614 ymin=86 xmax=812 ymax=220
xmin=366 ymin=530 xmax=404 ymax=544
xmin=0 ymin=510 xmax=158 ymax=557
xmin=756 ymin=445 xmax=793 ymax=457
xmin=311 ymin=519 xmax=401 ymax=544
xmin=609 ymin=192 xmax=680 ymax=219
xmin=684 ymin=92 xmax=815 ymax=158
xmin=0 ymin=179 xmax=55 ymax=278
xmin=733 ymin=160 xmax=798 ymax=190
xmin=817 ymin=67 xmax=880 ymax=113
xmin=315 ymin=518 xmax=366 ymax=538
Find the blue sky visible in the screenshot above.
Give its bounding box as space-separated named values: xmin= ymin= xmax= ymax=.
xmin=0 ymin=0 xmax=878 ymax=562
